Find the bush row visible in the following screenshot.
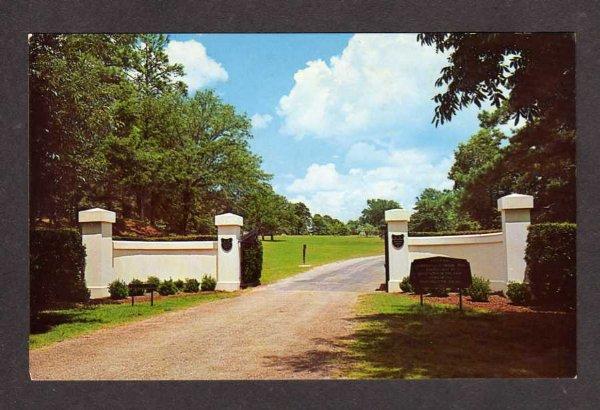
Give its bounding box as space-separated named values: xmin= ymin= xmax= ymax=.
xmin=399 ymin=275 xmax=492 ymax=302
xmin=30 ymin=228 xmax=89 ymax=317
xmin=108 ymin=275 xmax=216 ymax=299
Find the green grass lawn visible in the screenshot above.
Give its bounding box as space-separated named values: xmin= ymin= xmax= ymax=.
xmin=343 ymin=293 xmax=576 ymax=379
xmin=260 ymin=235 xmax=384 ymax=284
xmin=30 ymin=292 xmax=238 ymax=350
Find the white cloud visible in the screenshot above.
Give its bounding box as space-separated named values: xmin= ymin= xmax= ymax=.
xmin=286 ymin=144 xmax=453 ymax=221
xmin=251 ymin=113 xmax=273 ymax=130
xmin=277 ymin=34 xmax=448 ymax=142
xmin=166 ymin=39 xmax=228 ymax=90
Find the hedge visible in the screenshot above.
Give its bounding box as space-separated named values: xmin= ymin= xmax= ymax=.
xmin=30 ymin=228 xmax=89 ymax=316
xmin=241 ymin=232 xmax=263 ymax=285
xmin=409 ymin=229 xmax=501 ymax=237
xmin=113 ymin=235 xmax=217 ymax=241
xmin=525 ymin=223 xmax=576 ymax=309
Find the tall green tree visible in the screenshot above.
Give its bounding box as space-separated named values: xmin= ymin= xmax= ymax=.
xmin=418 ymin=33 xmax=575 ymax=223
xmin=359 ymin=199 xmax=402 ymax=228
xmin=409 ymin=188 xmax=480 ymax=232
xmin=29 ymin=34 xmax=137 ymax=225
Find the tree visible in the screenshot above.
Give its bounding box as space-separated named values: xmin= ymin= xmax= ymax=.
xmin=448 ymin=114 xmax=511 ymax=229
xmin=409 ymin=188 xmax=480 ymax=232
xmin=291 ymin=202 xmax=312 ymax=235
xmin=359 ymin=199 xmax=402 ymax=228
xmin=419 ymin=33 xmax=575 ymax=223
xmin=29 ymin=34 xmax=137 ymax=225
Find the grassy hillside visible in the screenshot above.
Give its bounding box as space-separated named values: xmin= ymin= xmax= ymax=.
xmin=260 ymin=235 xmax=384 ymax=284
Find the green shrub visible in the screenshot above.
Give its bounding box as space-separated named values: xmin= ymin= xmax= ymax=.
xmin=146 ymin=276 xmax=161 ymax=288
xmin=183 ymin=278 xmax=200 ymax=293
xmin=30 ymin=228 xmax=89 ymax=316
xmin=399 ymin=276 xmax=413 ymax=293
xmin=174 ymin=279 xmax=185 ymax=291
xmin=157 ymin=279 xmax=177 ymax=296
xmin=241 ymin=233 xmax=262 ymax=285
xmin=201 ymin=275 xmax=217 ymax=291
xmin=507 ymin=282 xmax=531 ymax=305
xmin=525 ymin=223 xmax=576 ymax=309
xmin=108 ymin=279 xmax=129 ymax=299
xmin=128 ymin=278 xmax=145 ymax=296
xmin=468 ymin=276 xmax=491 ymax=302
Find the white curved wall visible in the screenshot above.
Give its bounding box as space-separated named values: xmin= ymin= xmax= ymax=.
xmin=408 ymin=233 xmax=506 ymax=290
xmin=112 ymin=240 xmax=218 ymax=283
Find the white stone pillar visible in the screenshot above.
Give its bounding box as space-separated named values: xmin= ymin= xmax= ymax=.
xmin=215 ymin=213 xmax=243 ymax=291
xmin=78 ymin=208 xmax=116 ymax=299
xmin=498 ymin=193 xmax=534 ymax=284
xmin=385 ymin=209 xmax=411 ymax=293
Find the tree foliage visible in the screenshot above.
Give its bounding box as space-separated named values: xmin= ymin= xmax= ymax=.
xmin=359 ymin=199 xmax=402 ymax=228
xmin=418 ymin=33 xmax=575 ymax=225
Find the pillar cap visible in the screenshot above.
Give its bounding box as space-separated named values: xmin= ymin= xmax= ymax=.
xmin=215 ymin=213 xmax=243 ymax=227
xmin=497 ymin=194 xmax=534 ymax=211
xmin=385 ymin=209 xmax=411 ymax=222
xmin=78 ymin=208 xmax=116 ymax=223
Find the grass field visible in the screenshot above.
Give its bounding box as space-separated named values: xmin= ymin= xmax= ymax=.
xmin=30 ymin=292 xmax=238 ymax=349
xmin=342 ymin=293 xmax=576 ymax=379
xmin=260 ymin=235 xmax=384 ymax=284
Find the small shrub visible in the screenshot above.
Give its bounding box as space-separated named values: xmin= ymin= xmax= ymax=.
xmin=183 ymin=278 xmax=200 ymax=293
xmin=526 ymin=223 xmax=576 ymax=309
xmin=146 ymin=276 xmax=161 ymax=288
xmin=507 ymin=282 xmax=531 ymax=305
xmin=399 ymin=277 xmax=412 ymax=293
xmin=468 ymin=276 xmax=491 ymax=302
xmin=201 ymin=275 xmax=217 ymax=291
xmin=174 ymin=279 xmax=185 ymax=291
xmin=157 ymin=279 xmax=177 ymax=296
xmin=128 ymin=278 xmax=145 ymax=296
xmin=108 ymin=279 xmax=129 ymax=300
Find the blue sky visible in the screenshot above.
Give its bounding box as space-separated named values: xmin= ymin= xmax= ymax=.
xmin=168 ymin=34 xmax=484 ymax=221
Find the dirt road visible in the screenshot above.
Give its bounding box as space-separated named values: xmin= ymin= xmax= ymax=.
xmin=30 ymin=256 xmax=384 ymax=380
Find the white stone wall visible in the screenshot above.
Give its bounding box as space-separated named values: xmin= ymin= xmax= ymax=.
xmin=407 ymin=233 xmax=506 ymax=291
xmin=112 ymin=241 xmax=218 ymax=284
xmin=79 ymin=209 xmax=243 ymax=298
xmin=385 ymin=193 xmax=534 ymax=293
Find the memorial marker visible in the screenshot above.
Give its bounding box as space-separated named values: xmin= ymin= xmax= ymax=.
xmin=409 ymin=256 xmax=472 ymax=310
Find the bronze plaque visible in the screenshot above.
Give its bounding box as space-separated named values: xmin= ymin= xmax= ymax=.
xmin=391 ymin=234 xmax=404 ymax=249
xmin=409 ymin=256 xmax=472 ymax=291
xmin=221 ymin=237 xmax=233 ymax=252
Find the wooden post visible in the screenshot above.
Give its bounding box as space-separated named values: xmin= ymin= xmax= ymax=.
xmin=302 ymin=244 xmax=307 ymax=265
xmin=150 ymin=290 xmax=154 ymax=306
xmin=459 ymin=288 xmax=463 ymax=311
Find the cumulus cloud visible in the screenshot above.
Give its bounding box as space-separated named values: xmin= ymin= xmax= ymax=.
xmin=166 ymin=39 xmax=228 ymax=90
xmin=286 ymin=143 xmax=453 ymax=221
xmin=277 ymin=34 xmax=448 ymax=142
xmin=251 ymin=113 xmax=273 ymax=130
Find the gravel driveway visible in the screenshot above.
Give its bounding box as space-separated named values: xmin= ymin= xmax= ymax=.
xmin=29 ymin=255 xmax=384 ymax=380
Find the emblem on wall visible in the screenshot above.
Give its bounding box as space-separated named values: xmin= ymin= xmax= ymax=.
xmin=221 ymin=238 xmax=233 ymax=252
xmin=391 ymin=234 xmax=404 ymax=250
